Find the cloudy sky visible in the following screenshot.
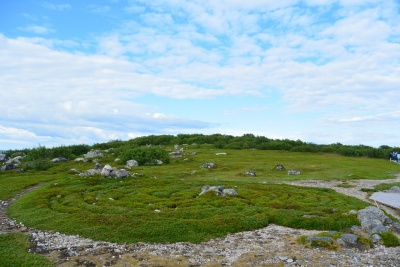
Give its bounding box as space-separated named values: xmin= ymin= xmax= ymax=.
xmin=1 ymin=0 xmax=400 ymax=150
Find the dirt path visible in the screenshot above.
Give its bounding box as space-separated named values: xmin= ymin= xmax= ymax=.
xmin=1 ymin=178 xmax=400 ymax=267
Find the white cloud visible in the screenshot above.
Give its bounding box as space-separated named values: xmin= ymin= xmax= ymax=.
xmin=0 ymin=126 xmax=39 ymax=139
xmin=1 ymin=0 xmax=400 ymax=149
xmin=19 ymin=25 xmax=53 ymax=35
xmin=41 ymin=2 xmax=71 ymax=11
xmin=153 ymin=113 xmax=168 ymax=119
xmin=87 ymin=5 xmax=111 ymax=14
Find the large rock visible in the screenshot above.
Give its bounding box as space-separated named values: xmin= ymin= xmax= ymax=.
xmin=84 ymin=150 xmax=104 ymax=159
xmin=200 ymin=162 xmax=217 ymax=168
xmin=83 ymin=164 xmax=102 ymax=176
xmin=275 ymin=164 xmax=285 ymax=170
xmin=6 ymin=157 xmax=21 ymax=165
xmin=199 ymin=185 xmax=237 ymax=197
xmin=114 ymin=169 xmax=130 ymax=178
xmin=388 ymin=186 xmax=400 ymax=193
xmin=1 ymin=163 xmax=16 ymax=171
xmin=340 ymin=233 xmax=358 ymax=246
xmin=52 ymin=157 xmax=67 ymax=163
xmin=126 ymin=160 xmax=139 ymax=168
xmin=288 ymin=170 xmax=300 ymax=175
xmin=357 ymin=206 xmax=391 ymax=234
xmin=101 ymin=164 xmax=130 ymax=178
xmin=0 ymin=154 xmax=8 ymax=162
xmin=101 ymin=164 xmax=114 ymax=177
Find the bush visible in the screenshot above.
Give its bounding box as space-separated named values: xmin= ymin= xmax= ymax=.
xmin=118 ymin=146 xmax=170 ymax=165
xmin=23 ymin=160 xmax=53 ymax=171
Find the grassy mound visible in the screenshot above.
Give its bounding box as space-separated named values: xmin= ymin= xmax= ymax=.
xmin=2 ymin=146 xmax=398 ymax=244
xmin=9 ymin=176 xmax=368 ymax=243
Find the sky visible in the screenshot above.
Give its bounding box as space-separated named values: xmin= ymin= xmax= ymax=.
xmin=1 ymin=0 xmax=400 ymax=150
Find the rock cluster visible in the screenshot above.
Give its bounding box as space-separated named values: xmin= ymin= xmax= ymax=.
xmin=84 ymin=150 xmax=104 ymax=159
xmin=305 ymin=206 xmax=400 ymax=250
xmin=100 ymin=164 xmax=130 ymax=178
xmin=1 ymin=154 xmax=23 ymax=171
xmin=199 ymin=185 xmax=238 ymax=197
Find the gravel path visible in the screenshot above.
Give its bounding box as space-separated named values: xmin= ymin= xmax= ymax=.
xmin=1 ymin=177 xmax=400 ymax=267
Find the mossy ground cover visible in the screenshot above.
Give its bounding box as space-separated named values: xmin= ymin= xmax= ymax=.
xmin=0 ymin=233 xmax=52 ymax=267
xmin=2 ymin=146 xmax=399 ymax=244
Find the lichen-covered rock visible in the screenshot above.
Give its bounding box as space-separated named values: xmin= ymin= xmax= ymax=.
xmin=357 ymin=206 xmax=392 ymax=235
xmin=340 ymin=233 xmax=358 ymax=246
xmin=114 ymin=169 xmax=130 ymax=178
xmin=126 ymin=160 xmax=139 ymax=168
xmin=52 ymin=157 xmax=67 ymax=163
xmin=84 ymin=150 xmax=104 ymax=159
xmin=388 ymin=186 xmax=400 ymax=193
xmin=200 ymin=162 xmax=217 ymax=168
xmin=0 ymin=154 xmax=9 ymax=162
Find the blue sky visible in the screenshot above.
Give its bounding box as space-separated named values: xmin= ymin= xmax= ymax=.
xmin=1 ymin=0 xmax=400 ymax=150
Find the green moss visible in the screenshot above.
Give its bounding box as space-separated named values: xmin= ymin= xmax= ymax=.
xmin=0 ymin=233 xmax=52 ymax=267
xmin=378 ymin=232 xmax=400 ymax=247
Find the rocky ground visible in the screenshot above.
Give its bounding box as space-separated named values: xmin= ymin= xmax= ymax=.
xmin=1 ymin=177 xmax=400 ymax=267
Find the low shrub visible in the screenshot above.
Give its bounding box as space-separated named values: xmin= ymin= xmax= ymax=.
xmin=117 ymin=146 xmax=170 ymax=165
xmin=23 ymin=160 xmax=53 ymax=171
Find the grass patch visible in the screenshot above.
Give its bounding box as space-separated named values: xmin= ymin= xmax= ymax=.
xmin=0 ymin=233 xmax=52 ymax=267
xmin=378 ymin=232 xmax=400 ymax=247
xmin=0 ymin=173 xmax=55 ymax=200
xmin=373 ymin=182 xmax=400 ymax=192
xmin=336 ymin=183 xmax=356 ymax=188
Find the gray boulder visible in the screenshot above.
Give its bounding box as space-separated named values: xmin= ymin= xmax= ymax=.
xmin=0 ymin=154 xmax=9 ymax=162
xmin=84 ymin=150 xmax=104 ymax=159
xmin=392 ymin=222 xmax=400 ymax=233
xmin=275 ymin=164 xmax=285 ymax=170
xmin=200 ymin=162 xmax=217 ymax=168
xmin=74 ymin=157 xmax=88 ymax=162
xmin=6 ymin=157 xmax=21 ymax=165
xmin=357 ymin=206 xmax=391 ymax=234
xmin=371 ymin=234 xmax=382 ymax=243
xmin=101 ymin=164 xmax=130 ymax=178
xmin=126 ymin=160 xmax=139 ymax=168
xmin=1 ymin=163 xmax=16 ymax=171
xmin=83 ymin=164 xmax=102 ymax=176
xmin=52 ymin=157 xmax=67 ymax=163
xmin=244 ymin=170 xmax=256 ymax=177
xmin=288 ymin=170 xmax=300 ymax=175
xmin=222 ymin=188 xmax=238 ymax=196
xmin=199 ymin=185 xmax=237 ymax=197
xmin=387 ymin=186 xmax=400 ymax=193
xmin=340 ymin=233 xmax=358 ymax=246
xmin=101 ymin=164 xmax=115 ymax=177
xmin=200 ymin=185 xmax=224 ymax=195
xmin=114 ymin=169 xmax=130 ymax=178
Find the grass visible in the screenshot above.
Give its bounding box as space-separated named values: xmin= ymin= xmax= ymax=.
xmin=2 ymin=146 xmax=400 ymax=245
xmin=0 ymin=233 xmax=52 ymax=267
xmin=378 ymin=232 xmax=400 ymax=247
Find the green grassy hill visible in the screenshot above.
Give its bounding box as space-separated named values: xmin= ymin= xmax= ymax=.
xmin=2 ymin=143 xmax=399 ymax=244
